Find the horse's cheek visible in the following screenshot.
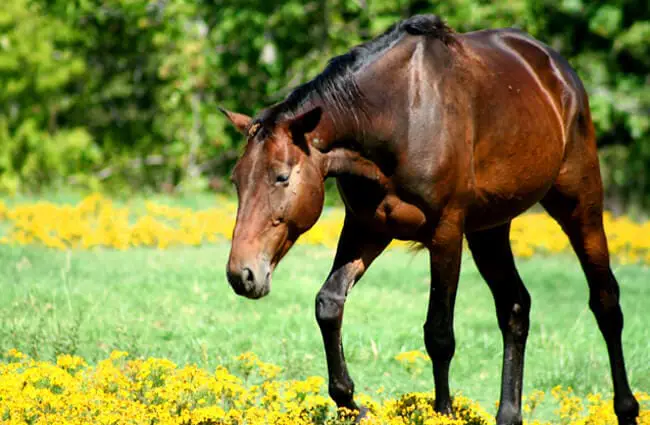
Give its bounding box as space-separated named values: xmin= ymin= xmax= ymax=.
xmin=292 ymin=179 xmax=324 ymax=232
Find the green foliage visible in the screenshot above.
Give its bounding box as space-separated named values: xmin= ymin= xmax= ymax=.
xmin=0 ymin=0 xmax=97 ymax=193
xmin=0 ymin=0 xmax=648 ymax=208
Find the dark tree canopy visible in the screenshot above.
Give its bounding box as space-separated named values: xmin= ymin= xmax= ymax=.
xmin=0 ymin=0 xmax=648 ymax=211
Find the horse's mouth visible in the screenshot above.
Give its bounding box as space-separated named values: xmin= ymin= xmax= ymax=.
xmin=244 ymin=283 xmax=271 ymax=299
xmin=237 ymin=271 xmax=272 ymax=300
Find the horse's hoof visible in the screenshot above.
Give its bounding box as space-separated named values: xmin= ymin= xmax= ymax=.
xmin=434 ymin=401 xmax=453 ymax=416
xmin=496 ymin=403 xmax=523 ymax=425
xmin=616 ymin=416 xmax=638 ymax=425
xmin=496 ymin=419 xmax=523 ymax=425
xmin=354 ymin=405 xmax=369 ymax=423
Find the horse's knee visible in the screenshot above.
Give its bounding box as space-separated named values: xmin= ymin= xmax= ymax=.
xmin=315 ymin=290 xmax=345 ymax=328
xmin=423 ymin=322 xmax=455 ymax=362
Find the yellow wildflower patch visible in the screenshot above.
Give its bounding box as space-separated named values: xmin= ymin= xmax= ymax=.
xmin=0 ymin=350 xmax=648 ymax=424
xmin=395 ymin=350 xmax=430 ymax=364
xmin=0 ymin=194 xmax=649 ymax=264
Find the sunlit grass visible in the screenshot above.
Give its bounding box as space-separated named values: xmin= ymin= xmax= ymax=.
xmin=1 ymin=242 xmax=648 ymax=421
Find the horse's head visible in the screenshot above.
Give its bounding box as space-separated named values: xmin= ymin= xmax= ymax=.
xmin=220 ymin=107 xmax=326 ymax=299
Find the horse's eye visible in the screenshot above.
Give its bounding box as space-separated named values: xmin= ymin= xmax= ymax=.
xmin=275 ymin=173 xmax=290 ymax=184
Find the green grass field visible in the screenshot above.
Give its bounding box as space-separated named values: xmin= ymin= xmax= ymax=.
xmin=1 ymin=241 xmax=648 ymax=415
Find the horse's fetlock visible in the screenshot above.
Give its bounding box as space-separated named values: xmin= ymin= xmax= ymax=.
xmin=329 ymin=379 xmax=355 ymax=405
xmin=614 ymin=394 xmax=639 ymax=422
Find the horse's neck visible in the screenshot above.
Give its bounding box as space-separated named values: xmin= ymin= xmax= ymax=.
xmin=312 ymin=35 xmax=457 ymax=186
xmin=304 ymin=45 xmax=418 ymax=179
xmin=304 ymin=110 xmax=390 ymax=186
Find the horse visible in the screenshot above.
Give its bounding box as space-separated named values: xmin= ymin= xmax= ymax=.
xmin=220 ymin=15 xmax=639 ymax=425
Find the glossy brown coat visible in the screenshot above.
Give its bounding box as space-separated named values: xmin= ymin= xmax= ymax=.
xmin=221 ymin=16 xmax=639 ymax=425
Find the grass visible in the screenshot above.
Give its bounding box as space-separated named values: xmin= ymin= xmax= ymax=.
xmin=1 ymin=241 xmax=648 ymax=416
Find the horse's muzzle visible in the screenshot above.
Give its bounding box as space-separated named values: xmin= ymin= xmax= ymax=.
xmin=226 ymin=261 xmax=271 ymax=299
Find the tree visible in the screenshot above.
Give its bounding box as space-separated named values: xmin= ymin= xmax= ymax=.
xmin=1 ymin=0 xmax=648 ymax=210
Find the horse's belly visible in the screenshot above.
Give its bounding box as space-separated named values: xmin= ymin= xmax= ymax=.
xmin=465 ymin=189 xmax=549 ymax=232
xmin=465 ymin=147 xmax=563 ymax=232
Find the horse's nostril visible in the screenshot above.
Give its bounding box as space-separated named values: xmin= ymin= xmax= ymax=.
xmin=226 ymin=269 xmax=240 ymax=287
xmin=241 ymin=267 xmax=255 ymax=286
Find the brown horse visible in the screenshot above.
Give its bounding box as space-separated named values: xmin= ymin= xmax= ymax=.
xmin=220 ymin=15 xmax=639 ymax=425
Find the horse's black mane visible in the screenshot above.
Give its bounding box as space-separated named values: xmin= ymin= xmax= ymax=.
xmin=252 ymin=15 xmax=453 ymax=134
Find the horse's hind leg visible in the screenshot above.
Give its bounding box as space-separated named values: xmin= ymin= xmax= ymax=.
xmin=466 ymin=223 xmax=531 ymax=425
xmin=540 ymin=141 xmax=639 ymax=424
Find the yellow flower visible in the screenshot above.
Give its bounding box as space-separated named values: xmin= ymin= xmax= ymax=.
xmin=395 ymin=350 xmax=430 ymax=364
xmin=0 ymin=195 xmax=648 ymax=264
xmin=56 ymin=354 xmax=87 ymax=371
xmin=5 ymin=348 xmax=26 ymax=360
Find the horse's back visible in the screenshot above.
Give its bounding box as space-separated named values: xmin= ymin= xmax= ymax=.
xmin=460 ymin=27 xmax=588 ymax=134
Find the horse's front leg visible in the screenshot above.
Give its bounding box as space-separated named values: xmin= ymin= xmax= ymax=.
xmin=315 ymin=214 xmax=390 ymax=415
xmin=423 ymin=213 xmax=464 ymax=414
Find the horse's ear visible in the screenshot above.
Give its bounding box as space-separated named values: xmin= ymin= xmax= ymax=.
xmin=288 ymin=107 xmax=322 ymax=135
xmin=218 ymin=107 xmax=252 ymax=135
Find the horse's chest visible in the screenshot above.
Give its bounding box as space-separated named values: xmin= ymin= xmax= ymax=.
xmin=336 ymin=176 xmax=428 ymax=241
